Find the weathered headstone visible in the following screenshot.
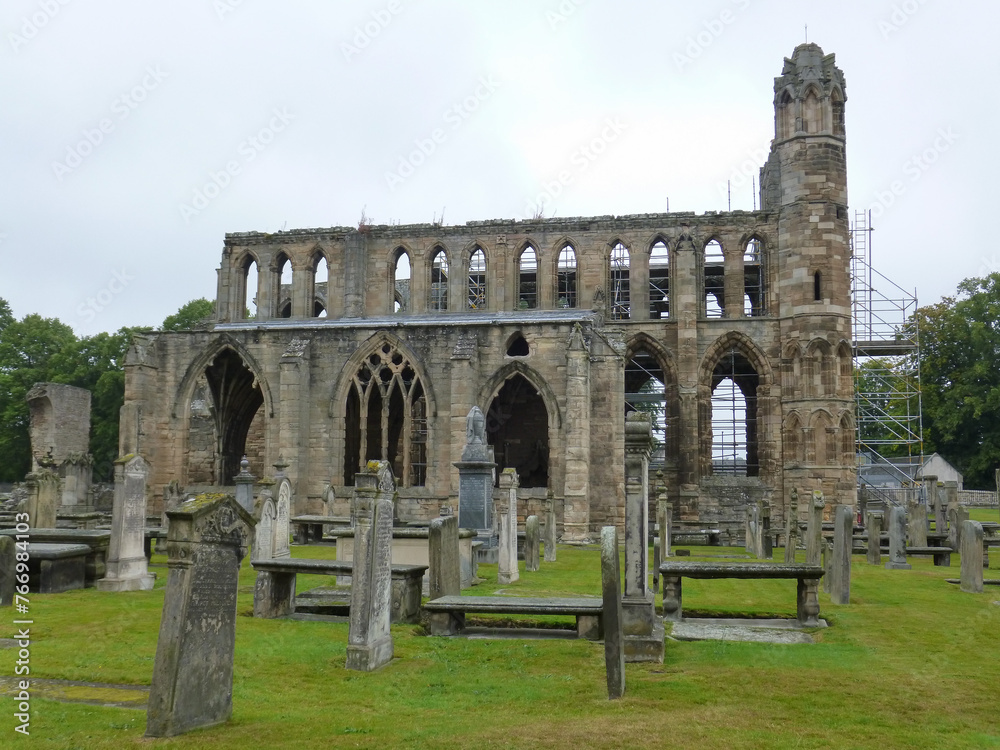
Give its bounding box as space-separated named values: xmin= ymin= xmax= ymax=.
xmin=0 ymin=536 xmax=14 ymax=606
xmin=830 ymin=504 xmax=852 ymax=605
xmin=960 ymin=519 xmax=985 ymax=594
xmin=907 ymin=493 xmax=928 ymax=548
xmin=885 ymin=505 xmax=911 ymax=570
xmin=497 ymin=469 xmax=519 ymax=585
xmin=525 ymin=515 xmax=540 ymax=572
xmin=760 ymin=500 xmax=773 ymax=560
xmin=784 ymin=496 xmax=798 ymax=564
xmin=98 ymin=454 xmax=156 ymax=592
xmin=622 ymin=412 xmax=664 ymax=663
xmin=273 ymin=476 xmax=292 ymax=558
xmin=946 ymin=497 xmax=968 ymax=552
xmin=924 ymin=476 xmax=943 ymax=531
xmin=806 ymin=490 xmax=825 ymax=566
xmin=252 ymin=497 xmax=276 ymax=562
xmin=745 ymin=502 xmax=758 ymax=557
xmin=822 ymin=540 xmax=832 ymax=594
xmin=426 ymin=515 xmax=462 ymax=635
xmin=25 ymin=467 xmax=59 ymax=529
xmin=346 ymin=461 xmax=395 ymax=672
xmin=145 ymin=494 xmax=254 ymax=738
xmin=162 ymin=480 xmax=184 ymax=528
xmin=233 ymin=456 xmax=255 ymax=513
xmin=865 ymin=511 xmax=883 ymax=565
xmin=601 ymin=526 xmax=625 ymax=700
xmin=454 ymin=406 xmax=497 ymax=555
xmin=658 ymin=496 xmax=672 ymax=561
xmin=543 ymin=491 xmax=557 ymax=563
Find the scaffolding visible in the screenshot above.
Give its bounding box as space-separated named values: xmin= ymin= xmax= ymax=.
xmin=851 ymin=210 xmax=923 ymax=496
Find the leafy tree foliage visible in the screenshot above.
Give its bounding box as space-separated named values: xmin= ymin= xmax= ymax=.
xmin=162 ymin=298 xmax=214 ymax=331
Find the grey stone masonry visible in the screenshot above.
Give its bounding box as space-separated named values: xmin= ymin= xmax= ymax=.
xmin=925 ymin=476 xmax=943 ymax=531
xmin=497 ymin=469 xmax=519 ymax=585
xmin=98 ymin=454 xmax=155 ymax=592
xmin=525 ymin=515 xmax=540 ymax=572
xmin=865 ymin=511 xmax=883 ymax=566
xmin=946 ymin=499 xmax=968 ymax=553
xmin=745 ymin=503 xmax=760 ymax=558
xmin=346 ymin=461 xmax=395 ymax=672
xmin=806 ymin=491 xmax=825 ymax=566
xmin=830 ymin=504 xmax=852 ymax=605
xmin=25 ymin=467 xmax=59 ymax=530
xmin=601 ymin=526 xmax=625 ymax=700
xmin=784 ymin=498 xmax=797 ymax=564
xmin=885 ymin=506 xmax=911 ymax=570
xmin=428 ymin=515 xmax=460 ymax=601
xmin=233 ymin=456 xmax=254 ymax=513
xmin=543 ymin=492 xmax=557 ymax=563
xmin=907 ymin=494 xmax=927 ymax=548
xmin=960 ymin=520 xmax=984 ymax=594
xmin=253 ymin=497 xmax=276 ymax=562
xmin=145 ymin=494 xmax=254 ymax=738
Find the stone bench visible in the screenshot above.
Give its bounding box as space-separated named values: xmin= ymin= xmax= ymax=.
xmin=0 ymin=529 xmax=109 ymax=586
xmin=251 ymin=557 xmax=427 ymax=624
xmin=28 ymin=543 xmax=90 ymax=593
xmin=422 ymin=595 xmax=603 ymax=639
xmin=291 ymin=515 xmax=351 ymax=544
xmin=659 ymin=561 xmax=825 ymax=627
xmin=903 ymin=546 xmax=952 ymax=566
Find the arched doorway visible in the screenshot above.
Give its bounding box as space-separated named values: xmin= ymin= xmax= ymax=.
xmin=485 ymin=374 xmax=549 ymax=487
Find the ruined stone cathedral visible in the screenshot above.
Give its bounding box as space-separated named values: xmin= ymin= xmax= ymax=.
xmin=122 ymin=44 xmax=855 ymax=540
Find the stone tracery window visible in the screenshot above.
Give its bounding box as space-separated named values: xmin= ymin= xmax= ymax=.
xmin=430 ymin=248 xmax=448 ymax=311
xmin=743 ymin=237 xmax=765 ymax=317
xmin=704 ymin=239 xmax=725 ymax=318
xmin=610 ymin=241 xmax=630 ymax=320
xmin=468 ymin=247 xmax=487 ymax=309
xmin=343 ymin=342 xmax=427 ymax=487
xmin=649 ymin=239 xmax=669 ymax=319
xmin=557 ymin=244 xmax=577 ymax=308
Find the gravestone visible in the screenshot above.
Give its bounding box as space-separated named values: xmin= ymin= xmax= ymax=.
xmin=346 ymin=461 xmax=395 ymax=672
xmin=822 ymin=540 xmax=832 ymax=594
xmin=760 ymin=500 xmax=773 ymax=559
xmin=946 ymin=498 xmax=968 ymax=552
xmin=253 ymin=497 xmax=276 ymax=562
xmin=745 ymin=503 xmax=758 ymax=557
xmin=806 ymin=490 xmax=825 ymax=566
xmin=960 ymin=519 xmax=984 ymax=594
xmin=497 ymin=469 xmax=519 ymax=585
xmin=273 ymin=476 xmax=292 ymax=558
xmin=98 ymin=454 xmax=156 ymax=592
xmin=601 ymin=526 xmax=625 ymax=700
xmin=907 ymin=494 xmax=928 ymax=548
xmin=622 ymin=412 xmax=664 ymax=663
xmin=428 ymin=515 xmax=460 ymax=600
xmin=885 ymin=505 xmax=911 ymax=570
xmin=233 ymin=456 xmax=255 ymax=513
xmin=454 ymin=406 xmax=497 ymax=555
xmin=525 ymin=515 xmax=540 ymax=572
xmin=145 ymin=494 xmax=254 ymax=738
xmin=543 ymin=491 xmax=557 ymax=563
xmin=924 ymin=476 xmax=943 ymax=531
xmin=784 ymin=497 xmax=798 ymax=564
xmin=25 ymin=468 xmax=59 ymax=529
xmin=830 ymin=504 xmax=852 ymax=605
xmin=0 ymin=536 xmax=14 ymax=606
xmin=162 ymin=480 xmax=184 ymax=528
xmin=865 ymin=511 xmax=883 ymax=565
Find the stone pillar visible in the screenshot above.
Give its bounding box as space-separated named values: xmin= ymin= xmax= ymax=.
xmin=233 ymin=456 xmax=255 ymax=514
xmin=601 ymin=526 xmax=625 ymax=700
xmin=830 ymin=504 xmax=852 ymax=605
xmin=622 ymin=412 xmax=664 ymax=664
xmin=925 ymin=477 xmax=943 ymax=531
xmin=806 ymin=490 xmax=825 ymax=566
xmin=25 ymin=467 xmax=59 ymax=529
xmin=98 ymin=455 xmax=156 ymax=592
xmin=497 ymin=469 xmax=519 ymax=584
xmin=745 ymin=503 xmax=758 ymax=557
xmin=657 ymin=496 xmax=671 ymax=561
xmin=145 ymin=494 xmax=254 ymax=738
xmin=885 ymin=505 xmax=911 ymax=570
xmin=907 ymin=493 xmax=927 ymax=548
xmin=346 ymin=461 xmax=395 ymax=672
xmin=865 ymin=511 xmax=882 ymax=565
xmin=525 ymin=515 xmax=540 ymax=572
xmin=454 ymin=407 xmax=497 ymax=555
xmin=543 ymin=492 xmax=557 ymax=563
xmin=960 ymin=520 xmax=985 ymax=594
xmin=563 ymin=323 xmax=591 ymax=542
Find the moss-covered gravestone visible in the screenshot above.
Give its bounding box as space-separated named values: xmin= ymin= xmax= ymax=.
xmin=145 ymin=494 xmax=254 ymax=738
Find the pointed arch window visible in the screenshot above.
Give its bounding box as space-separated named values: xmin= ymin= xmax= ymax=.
xmin=626 ymin=348 xmax=667 ymax=466
xmin=276 ymin=252 xmax=292 ymax=318
xmin=610 ymin=241 xmax=630 ymax=320
xmin=392 ymin=248 xmax=411 ymax=313
xmin=649 ymin=239 xmax=669 ymax=319
xmin=557 ymin=244 xmax=577 ymax=308
xmin=743 ymin=238 xmax=765 ymax=317
xmin=240 ymin=255 xmax=258 ymax=320
xmin=312 ymin=251 xmax=329 ymax=318
xmin=468 ymin=247 xmax=487 ymax=310
xmin=704 ymin=240 xmax=725 ymax=318
xmin=517 ymin=245 xmax=537 ymax=309
xmin=430 ymin=248 xmax=449 ymax=311
xmin=710 ymin=347 xmax=759 ymax=476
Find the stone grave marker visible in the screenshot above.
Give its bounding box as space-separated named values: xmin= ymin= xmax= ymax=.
xmin=525 ymin=514 xmax=540 ymax=572
xmin=885 ymin=505 xmax=911 ymax=570
xmin=601 ymin=526 xmax=625 ymax=700
xmin=760 ymin=500 xmax=773 ymax=559
xmin=806 ymin=490 xmax=825 ymax=566
xmin=253 ymin=497 xmax=276 ymax=562
xmin=497 ymin=469 xmax=519 ymax=585
xmin=98 ymin=454 xmax=155 ymax=592
xmin=346 ymin=461 xmax=395 ymax=672
xmin=428 ymin=515 xmax=460 ymax=600
xmin=233 ymin=456 xmax=255 ymax=513
xmin=907 ymin=494 xmax=927 ymax=548
xmin=830 ymin=504 xmax=852 ymax=605
xmin=25 ymin=467 xmax=59 ymax=529
xmin=145 ymin=494 xmax=254 ymax=738
xmin=543 ymin=491 xmax=557 ymax=563
xmin=784 ymin=498 xmax=798 ymax=564
xmin=822 ymin=540 xmax=832 ymax=594
xmin=865 ymin=511 xmax=883 ymax=565
xmin=454 ymin=406 xmax=497 ymax=555
xmin=162 ymin=480 xmax=184 ymax=528
xmin=961 ymin=520 xmax=984 ymax=594
xmin=273 ymin=476 xmax=292 ymax=558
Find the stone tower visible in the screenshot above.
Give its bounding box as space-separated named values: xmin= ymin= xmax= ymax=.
xmin=762 ymin=43 xmax=856 ymax=515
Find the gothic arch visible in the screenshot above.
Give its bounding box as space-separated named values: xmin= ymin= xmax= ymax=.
xmin=783 ymin=411 xmax=803 ymax=465
xmin=173 ymin=334 xmax=274 ymax=420
xmin=477 ymin=361 xmax=562 ymax=431
xmin=699 ymin=331 xmax=774 ymax=387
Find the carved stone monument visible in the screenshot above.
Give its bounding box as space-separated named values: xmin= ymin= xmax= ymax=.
xmin=273 ymin=475 xmax=292 ymax=558
xmin=25 ymin=465 xmax=59 ymax=529
xmin=806 ymin=490 xmax=825 ymax=566
xmin=907 ymin=493 xmax=927 ymax=548
xmin=145 ymin=494 xmax=254 ymax=738
xmin=233 ymin=456 xmax=255 ymax=514
xmin=454 ymin=406 xmax=497 ymax=557
xmin=830 ymin=504 xmax=852 ymax=605
xmin=253 ymin=497 xmax=276 ymax=562
xmin=865 ymin=511 xmax=883 ymax=566
xmin=601 ymin=526 xmax=625 ymax=700
xmin=98 ymin=454 xmax=156 ymax=592
xmin=525 ymin=515 xmax=540 ymax=572
xmin=961 ymin=519 xmax=985 ymax=594
xmin=497 ymin=468 xmax=520 ymax=585
xmin=784 ymin=491 xmax=798 ymax=563
xmin=543 ymin=491 xmax=558 ymax=563
xmin=885 ymin=505 xmax=911 ymax=570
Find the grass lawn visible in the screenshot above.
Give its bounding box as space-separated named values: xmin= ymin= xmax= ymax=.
xmin=3 ymin=519 xmax=1000 ymax=749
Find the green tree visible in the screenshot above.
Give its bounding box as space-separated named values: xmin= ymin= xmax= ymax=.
xmin=162 ymin=298 xmax=214 ymax=331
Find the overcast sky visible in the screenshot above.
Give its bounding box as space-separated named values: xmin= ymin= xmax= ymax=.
xmin=2 ymin=0 xmax=995 ymax=337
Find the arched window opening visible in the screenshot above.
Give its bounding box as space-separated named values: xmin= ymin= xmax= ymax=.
xmin=486 ymin=374 xmax=548 ymax=488
xmin=778 ymin=90 xmax=794 ymax=140
xmin=517 ymin=245 xmax=537 ymax=309
xmin=557 ymin=244 xmax=577 ymax=308
xmin=803 ymin=89 xmax=820 ymax=134
xmin=649 ymin=240 xmax=669 ymax=319
xmin=610 ymin=241 xmax=630 ymax=320
xmin=241 ymin=256 xmax=258 ymax=320
xmin=343 ymin=342 xmax=427 ymax=487
xmin=743 ymin=238 xmax=764 ymax=317
xmin=313 ymin=253 xmax=329 ymax=318
xmin=626 ymin=349 xmax=667 ymax=467
xmin=393 ymin=248 xmax=411 ymax=313
xmin=710 ymin=348 xmax=759 ymax=476
xmin=277 ymin=253 xmax=292 ymax=318
xmin=203 ymin=349 xmax=264 ymax=485
xmin=704 ymin=240 xmax=725 ymax=318
xmin=831 ymin=89 xmax=845 ymax=136
xmin=468 ymin=247 xmax=487 ymax=309
xmin=430 ymin=248 xmax=449 ymax=311
xmin=784 ymin=413 xmax=802 ymax=465
xmin=814 ymin=271 xmax=822 ymax=302
xmin=506 ymin=333 xmax=529 ymax=357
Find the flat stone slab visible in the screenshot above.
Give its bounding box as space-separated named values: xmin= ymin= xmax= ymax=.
xmin=423 ymin=595 xmax=602 ymax=616
xmin=946 ymin=579 xmax=1000 ymax=585
xmin=29 ymin=543 xmax=91 ymax=559
xmin=670 ymin=619 xmax=821 ymax=644
xmin=659 ymin=562 xmax=823 ymax=579
xmin=0 ymin=676 xmax=148 ymax=709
